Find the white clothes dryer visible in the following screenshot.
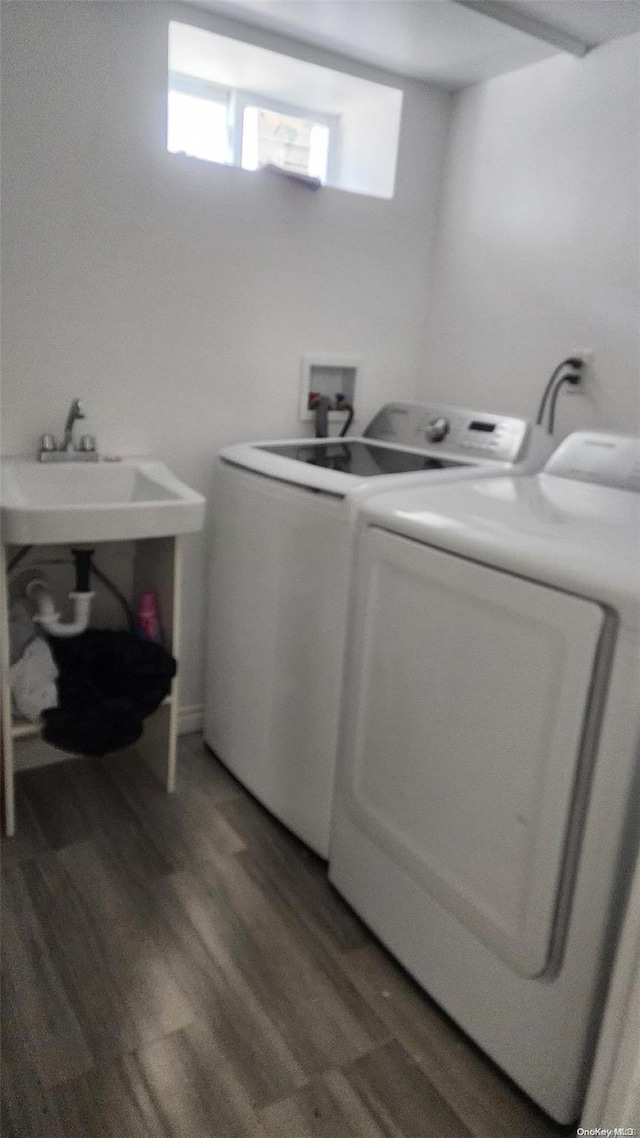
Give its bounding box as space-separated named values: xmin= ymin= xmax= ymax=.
xmin=204 ymin=402 xmax=553 ymax=857
xmin=329 ymin=431 xmax=640 ymax=1122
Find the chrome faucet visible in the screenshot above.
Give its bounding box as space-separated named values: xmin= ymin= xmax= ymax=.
xmin=39 ymin=398 xmax=99 ymax=462
xmin=62 ymin=398 xmax=86 ymax=451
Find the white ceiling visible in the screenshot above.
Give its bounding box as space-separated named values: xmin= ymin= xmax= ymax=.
xmin=502 ymin=1 xmax=640 ymax=46
xmin=179 ymin=0 xmax=640 ymax=88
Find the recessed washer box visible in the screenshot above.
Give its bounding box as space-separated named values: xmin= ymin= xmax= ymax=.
xmin=299 ymin=355 xmax=360 ymax=422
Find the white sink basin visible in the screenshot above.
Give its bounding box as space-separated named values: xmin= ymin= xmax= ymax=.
xmin=1 ymin=459 xmax=206 ymax=544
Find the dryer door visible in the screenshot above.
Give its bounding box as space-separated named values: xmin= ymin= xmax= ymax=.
xmin=337 ymin=526 xmax=605 ymax=977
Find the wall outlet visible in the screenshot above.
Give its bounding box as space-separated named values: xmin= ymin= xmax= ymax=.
xmin=565 ymin=350 xmax=593 ymax=392
xmin=572 ymin=349 xmax=594 ymax=369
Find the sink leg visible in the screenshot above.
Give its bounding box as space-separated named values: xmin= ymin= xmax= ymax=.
xmin=133 ymin=535 xmax=181 ymax=793
xmin=1 ymin=545 xmax=16 ymax=836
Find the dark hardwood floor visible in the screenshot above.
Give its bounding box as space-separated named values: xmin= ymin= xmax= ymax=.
xmin=1 ymin=736 xmax=569 ymax=1137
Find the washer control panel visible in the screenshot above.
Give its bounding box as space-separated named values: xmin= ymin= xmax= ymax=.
xmin=424 ymin=416 xmax=450 ymax=443
xmin=365 ymin=402 xmax=530 ymax=463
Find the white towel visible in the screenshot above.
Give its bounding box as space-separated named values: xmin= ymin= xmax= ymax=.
xmin=9 ymin=601 xmax=38 ymax=665
xmin=10 ymin=637 xmax=59 ymax=723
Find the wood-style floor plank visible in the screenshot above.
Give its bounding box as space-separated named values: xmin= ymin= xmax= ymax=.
xmin=132 ymin=871 xmax=310 ymax=1109
xmin=7 ymin=1029 xmax=272 ymax=1138
xmin=260 ymin=1066 xmax=392 ymax=1138
xmin=1 ymin=869 xmax=94 ymax=1090
xmin=48 ymin=1055 xmax=159 ymax=1138
xmin=345 ymin=1039 xmax=475 ymax=1138
xmin=103 ymin=748 xmax=246 ymax=866
xmin=219 ymin=791 xmax=371 ymax=954
xmin=260 ymin=1041 xmax=474 ymax=1138
xmin=1 ymin=1051 xmax=69 ymax=1138
xmin=339 ymin=944 xmax=564 ymax=1138
xmin=17 ymin=761 xmax=96 ymax=851
xmin=178 ymin=733 xmax=244 ymax=805
xmin=2 ymin=737 xmax=569 ymax=1137
xmin=0 ymin=786 xmax=49 ymax=869
xmin=129 ymin=1021 xmax=271 ymax=1137
xmin=168 ymin=856 xmax=390 ymax=1074
xmin=2 ymin=853 xmax=194 ymax=1069
xmin=54 ymin=845 xmax=308 ymax=1109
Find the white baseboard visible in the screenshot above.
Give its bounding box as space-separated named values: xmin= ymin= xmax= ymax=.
xmin=178 ymin=704 xmax=203 ymax=736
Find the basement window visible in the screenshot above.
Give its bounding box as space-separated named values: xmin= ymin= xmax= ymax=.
xmin=167 ymin=75 xmax=229 ymax=164
xmin=167 ymin=21 xmax=403 ymax=199
xmin=240 ymin=105 xmax=331 ymax=182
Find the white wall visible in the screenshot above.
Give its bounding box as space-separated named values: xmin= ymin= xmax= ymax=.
xmin=339 ymin=85 xmax=403 ymax=200
xmin=418 ymin=35 xmax=640 ymax=439
xmin=0 ymin=1 xmax=451 ymax=709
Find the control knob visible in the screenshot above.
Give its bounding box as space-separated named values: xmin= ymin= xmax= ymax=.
xmin=424 ymin=416 xmax=450 ymax=443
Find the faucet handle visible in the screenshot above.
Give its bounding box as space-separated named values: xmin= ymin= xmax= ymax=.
xmin=40 ymin=433 xmax=57 ymax=453
xmin=79 ymin=434 xmax=96 ymax=452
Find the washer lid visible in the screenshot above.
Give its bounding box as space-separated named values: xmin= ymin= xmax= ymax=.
xmin=260 ymin=440 xmax=465 ymax=477
xmin=358 ymin=472 xmax=640 ymax=616
xmin=219 ymin=436 xmax=500 ymax=496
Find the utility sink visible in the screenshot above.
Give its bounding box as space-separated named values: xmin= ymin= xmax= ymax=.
xmin=0 ymin=459 xmax=205 ymax=544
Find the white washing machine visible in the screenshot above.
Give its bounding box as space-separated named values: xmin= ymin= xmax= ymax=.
xmin=329 ymin=431 xmax=640 ymax=1122
xmin=204 ymin=402 xmax=553 ymax=857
